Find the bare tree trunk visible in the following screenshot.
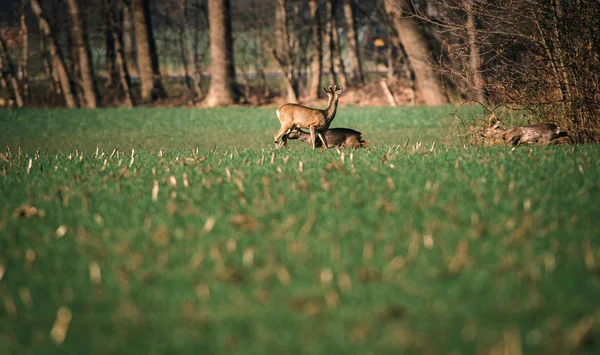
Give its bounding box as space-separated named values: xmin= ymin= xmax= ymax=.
xmin=191 ymin=15 xmax=205 ymax=98
xmin=267 ymin=0 xmax=298 ymax=103
xmin=122 ymin=1 xmax=134 ymax=76
xmin=331 ymin=2 xmax=348 ymax=88
xmin=204 ymin=0 xmax=236 ymax=107
xmin=342 ymin=0 xmax=364 ymax=85
xmin=0 ymin=60 xmax=7 ymax=90
xmin=39 ymin=35 xmax=61 ymax=96
xmin=185 ymin=0 xmax=203 ymax=98
xmin=386 ymin=44 xmax=394 ymax=79
xmin=179 ymin=0 xmax=202 ymax=99
xmin=255 ymin=35 xmax=270 ymax=98
xmin=105 ymin=0 xmax=135 ymax=107
xmin=104 ymin=3 xmax=119 ymax=89
xmin=0 ymin=37 xmax=24 ymax=107
xmin=325 ymin=0 xmax=336 ymax=85
xmin=465 ymin=0 xmax=484 ymax=103
xmin=64 ymin=21 xmax=85 ymax=106
xmin=278 ymin=0 xmax=297 ymax=102
xmin=178 ymin=22 xmax=193 ymax=94
xmin=131 ymin=0 xmax=166 ymax=102
xmin=530 ymin=2 xmax=570 ymax=120
xmin=113 ymin=32 xmax=135 ymax=107
xmin=66 ymin=0 xmax=100 ymax=108
xmin=19 ymin=3 xmax=30 ymax=100
xmin=384 ymin=0 xmax=448 ymax=106
xmin=308 ymin=0 xmax=322 ymax=100
xmin=30 ymin=0 xmax=77 ymax=108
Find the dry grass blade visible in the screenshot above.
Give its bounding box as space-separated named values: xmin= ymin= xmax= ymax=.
xmin=89 ymin=261 xmax=102 ymax=285
xmin=2 ymin=292 xmax=17 ymax=317
xmin=152 ymin=180 xmax=159 ymax=202
xmin=18 ymin=287 xmax=33 ymax=309
xmin=202 ymin=216 xmax=216 ymax=233
xmin=448 ymin=241 xmax=469 ymax=274
xmin=50 ymin=306 xmax=73 ymax=345
xmin=320 ymin=268 xmax=334 ymax=285
xmin=566 ymin=316 xmax=595 ymax=349
xmin=56 ymin=225 xmax=68 ymax=238
xmin=484 ymin=328 xmax=523 ymax=355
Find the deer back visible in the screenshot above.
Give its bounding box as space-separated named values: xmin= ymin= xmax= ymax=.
xmin=287 ymin=128 xmax=366 ymax=148
xmin=326 ymin=128 xmax=363 ymax=147
xmin=506 ymin=124 xmax=560 ymax=144
xmin=276 ymin=104 xmax=327 ymax=129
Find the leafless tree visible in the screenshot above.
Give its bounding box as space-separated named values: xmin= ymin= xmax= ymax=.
xmin=131 ymin=0 xmax=167 ymax=102
xmin=424 ymin=0 xmax=600 ymax=142
xmin=464 ymin=0 xmax=484 ymax=103
xmin=267 ymin=0 xmax=302 ymax=102
xmin=384 ymin=0 xmax=448 ymax=106
xmin=0 ymin=35 xmax=24 ymax=107
xmin=121 ymin=0 xmax=134 ymax=76
xmin=30 ymin=0 xmax=78 ymax=108
xmin=104 ymin=1 xmax=119 ymax=90
xmin=66 ymin=0 xmax=100 ymax=108
xmin=330 ymin=0 xmax=348 ymax=88
xmin=104 ymin=0 xmax=135 ymax=107
xmin=342 ymin=0 xmax=364 ymax=85
xmin=174 ymin=0 xmax=207 ymax=100
xmin=324 ymin=0 xmax=336 ymax=86
xmin=307 ymin=0 xmax=322 ymax=100
xmin=19 ymin=1 xmax=30 ymax=101
xmin=204 ymin=0 xmax=237 ymax=106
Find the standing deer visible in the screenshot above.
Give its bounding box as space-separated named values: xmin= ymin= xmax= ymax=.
xmin=284 ymin=128 xmax=369 ymax=149
xmin=274 ymin=85 xmax=344 ymax=149
xmin=481 ymin=120 xmax=566 ymax=145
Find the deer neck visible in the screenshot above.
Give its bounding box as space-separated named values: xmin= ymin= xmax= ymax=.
xmin=500 ymin=128 xmax=516 ymax=139
xmin=324 ymin=96 xmax=339 ymax=126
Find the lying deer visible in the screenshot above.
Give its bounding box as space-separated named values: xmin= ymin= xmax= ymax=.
xmin=283 ymin=128 xmax=369 ymax=149
xmin=274 ymin=85 xmax=344 ymax=149
xmin=481 ymin=120 xmax=567 ymax=145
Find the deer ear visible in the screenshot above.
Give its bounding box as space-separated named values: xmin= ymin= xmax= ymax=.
xmin=322 ymin=87 xmax=328 ymax=94
xmin=491 ymin=120 xmax=500 ymax=128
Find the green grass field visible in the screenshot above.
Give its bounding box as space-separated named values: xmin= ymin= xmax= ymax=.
xmin=1 ymin=107 xmax=599 ymax=354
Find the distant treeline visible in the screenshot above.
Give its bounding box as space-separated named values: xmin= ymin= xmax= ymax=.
xmin=0 ymin=0 xmax=598 ymax=142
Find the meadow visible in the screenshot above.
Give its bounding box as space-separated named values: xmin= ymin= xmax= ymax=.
xmin=1 ymin=107 xmax=599 ymax=354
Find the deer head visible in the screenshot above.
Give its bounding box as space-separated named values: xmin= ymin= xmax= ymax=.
xmin=323 ymin=85 xmax=344 ymax=98
xmin=322 ymin=85 xmax=344 ymax=126
xmin=481 ymin=120 xmax=506 ymax=138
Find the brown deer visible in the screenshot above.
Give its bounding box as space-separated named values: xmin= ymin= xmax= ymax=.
xmin=274 ymin=85 xmax=344 ymax=149
xmin=283 ymin=128 xmax=369 ymax=149
xmin=481 ymin=120 xmax=568 ymax=145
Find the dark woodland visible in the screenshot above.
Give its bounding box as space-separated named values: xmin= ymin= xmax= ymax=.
xmin=0 ymin=0 xmax=599 ymax=142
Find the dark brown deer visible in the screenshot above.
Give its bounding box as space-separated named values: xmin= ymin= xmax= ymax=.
xmin=274 ymin=85 xmax=344 ymax=149
xmin=481 ymin=120 xmax=569 ymax=145
xmin=283 ymin=128 xmax=369 ymax=149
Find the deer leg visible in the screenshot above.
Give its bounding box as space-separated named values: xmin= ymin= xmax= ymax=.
xmin=309 ymin=126 xmax=317 ymax=150
xmin=274 ymin=124 xmax=293 ymax=147
xmin=317 ymin=131 xmax=328 ymax=148
xmin=281 ymin=133 xmax=290 ymax=150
